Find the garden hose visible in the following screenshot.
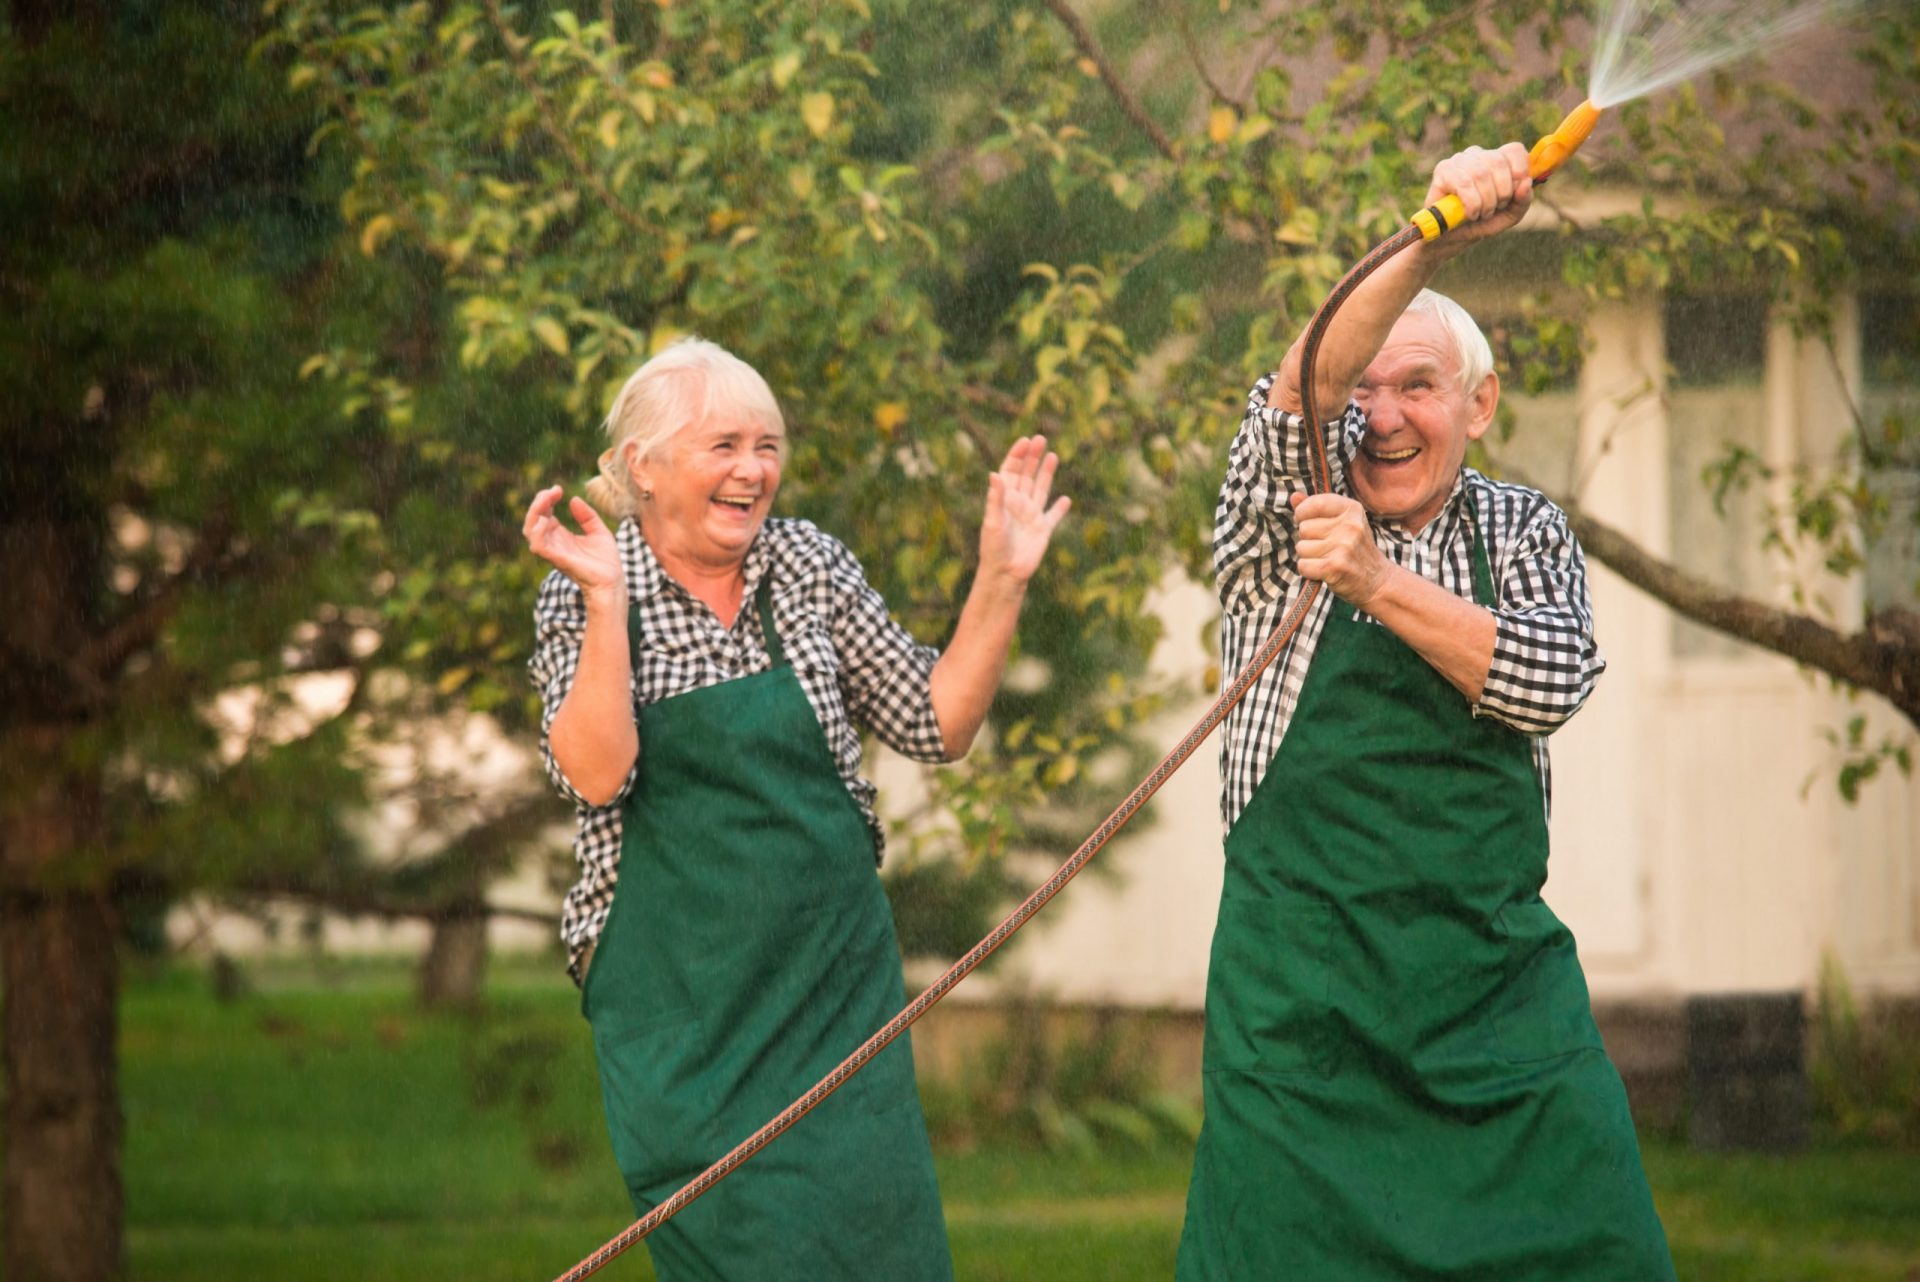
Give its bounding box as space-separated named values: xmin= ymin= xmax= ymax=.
xmin=551 ymin=104 xmax=1601 ymax=1282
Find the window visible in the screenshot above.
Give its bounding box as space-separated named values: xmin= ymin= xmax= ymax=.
xmin=1665 ymin=293 xmax=1771 ymax=660
xmin=1479 ymin=314 xmax=1580 ymax=497
xmin=1859 ymin=292 xmax=1920 ymax=613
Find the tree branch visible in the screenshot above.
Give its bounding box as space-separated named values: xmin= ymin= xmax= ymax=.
xmin=232 ymin=877 xmax=559 ymax=928
xmin=483 ymin=0 xmax=654 ymax=240
xmin=1170 ymin=4 xmax=1238 ymax=110
xmin=1039 ymin=0 xmax=1176 ymax=162
xmin=82 ymin=512 xmax=238 ymax=685
xmin=1551 ymin=490 xmax=1920 ymax=728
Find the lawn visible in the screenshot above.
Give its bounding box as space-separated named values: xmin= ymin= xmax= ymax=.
xmin=116 ymin=960 xmax=1920 ymax=1281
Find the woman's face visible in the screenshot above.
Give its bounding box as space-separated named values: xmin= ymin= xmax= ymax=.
xmin=630 ymin=411 xmax=786 ymax=573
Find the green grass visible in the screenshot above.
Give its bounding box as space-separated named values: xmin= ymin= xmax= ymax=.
xmin=116 ymin=960 xmax=1920 ymax=1280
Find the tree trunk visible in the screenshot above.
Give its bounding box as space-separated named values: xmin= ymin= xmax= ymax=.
xmin=418 ymin=900 xmax=489 ymax=1011
xmin=0 ymin=887 xmax=122 ymax=1282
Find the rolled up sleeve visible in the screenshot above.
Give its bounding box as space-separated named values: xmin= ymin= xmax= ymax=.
xmin=527 ymin=569 xmax=639 ymax=807
xmin=1476 ymin=500 xmax=1606 ymax=734
xmin=819 ymin=536 xmax=947 ymax=763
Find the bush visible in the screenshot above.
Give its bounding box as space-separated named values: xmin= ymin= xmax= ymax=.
xmin=1809 ymin=955 xmax=1920 ymax=1147
xmin=918 ymin=995 xmax=1201 ymax=1155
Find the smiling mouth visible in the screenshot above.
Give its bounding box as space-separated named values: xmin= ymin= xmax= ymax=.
xmin=1365 ymin=445 xmax=1420 ymax=464
xmin=713 ymin=496 xmax=758 ymax=511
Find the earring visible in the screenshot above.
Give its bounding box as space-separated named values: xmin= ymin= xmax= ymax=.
xmin=640 ymin=487 xmax=653 ymax=500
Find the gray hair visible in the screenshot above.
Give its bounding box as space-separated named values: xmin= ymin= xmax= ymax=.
xmin=585 ymin=337 xmax=786 ymax=521
xmin=1403 ymin=289 xmax=1494 ymax=395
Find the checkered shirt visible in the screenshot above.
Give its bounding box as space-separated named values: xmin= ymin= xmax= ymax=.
xmin=529 ymin=517 xmax=948 ymax=981
xmin=1216 ymin=373 xmax=1606 ymax=831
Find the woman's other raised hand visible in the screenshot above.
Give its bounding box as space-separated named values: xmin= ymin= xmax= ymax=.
xmin=523 ymin=486 xmax=627 ymax=608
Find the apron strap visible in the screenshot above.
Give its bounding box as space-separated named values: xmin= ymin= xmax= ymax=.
xmin=754 ymin=577 xmax=787 ymax=669
xmin=623 ymin=578 xmax=785 ymax=668
xmin=1464 ymin=492 xmax=1495 ymax=610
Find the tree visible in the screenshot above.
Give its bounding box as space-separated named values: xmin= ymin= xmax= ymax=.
xmin=0 ymin=4 xmax=545 ymax=1275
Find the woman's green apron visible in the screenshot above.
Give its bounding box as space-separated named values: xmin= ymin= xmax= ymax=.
xmin=581 ymin=582 xmax=953 ymax=1282
xmin=1177 ymin=504 xmax=1674 ymax=1280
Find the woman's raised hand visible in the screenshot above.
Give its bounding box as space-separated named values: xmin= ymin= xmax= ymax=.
xmin=978 ymin=435 xmax=1071 ymax=585
xmin=523 ymin=486 xmax=626 ymax=606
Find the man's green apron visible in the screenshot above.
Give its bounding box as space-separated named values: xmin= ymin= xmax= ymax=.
xmin=581 ymin=582 xmax=953 ymax=1282
xmin=1178 ymin=504 xmax=1675 ymax=1280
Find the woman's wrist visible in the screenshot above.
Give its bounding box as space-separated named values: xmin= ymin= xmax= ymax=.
xmin=584 ymin=582 xmax=630 ymax=616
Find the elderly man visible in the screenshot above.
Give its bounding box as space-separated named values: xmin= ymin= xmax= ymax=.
xmin=1175 ymin=146 xmax=1676 ymax=1279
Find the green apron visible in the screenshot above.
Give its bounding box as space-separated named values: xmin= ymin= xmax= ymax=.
xmin=1177 ymin=505 xmax=1675 ymax=1280
xmin=581 ymin=581 xmax=953 ymax=1282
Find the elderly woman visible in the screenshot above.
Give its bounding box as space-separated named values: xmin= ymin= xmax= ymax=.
xmin=523 ymin=337 xmax=1067 ymax=1281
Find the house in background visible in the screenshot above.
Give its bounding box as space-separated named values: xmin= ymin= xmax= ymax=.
xmin=930 ymin=203 xmax=1920 ymax=1131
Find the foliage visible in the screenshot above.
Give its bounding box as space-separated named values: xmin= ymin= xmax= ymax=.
xmin=267 ymin=0 xmax=1920 ymax=856
xmin=0 ymin=1 xmax=393 ymax=903
xmin=917 ymin=995 xmax=1201 ymax=1155
xmin=1810 ymin=955 xmax=1920 ymax=1147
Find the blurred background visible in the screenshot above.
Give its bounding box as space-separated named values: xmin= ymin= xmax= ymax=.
xmin=3 ymin=1 xmax=1917 ymax=1279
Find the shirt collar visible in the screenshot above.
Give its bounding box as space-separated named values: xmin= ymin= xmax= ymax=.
xmin=618 ymin=518 xmax=773 ymax=606
xmin=1368 ymin=470 xmax=1477 ymax=545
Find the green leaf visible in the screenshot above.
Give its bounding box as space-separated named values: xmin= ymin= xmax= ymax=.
xmin=531 ymin=317 xmax=570 ymax=357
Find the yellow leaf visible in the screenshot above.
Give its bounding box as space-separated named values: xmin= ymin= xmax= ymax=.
xmin=436 ymin=667 xmax=472 ymax=695
xmin=1075 ymin=57 xmax=1098 ymax=78
xmin=532 ymin=316 xmax=570 ymax=356
xmin=873 ymin=402 xmax=908 ymax=435
xmin=788 ymin=166 xmax=815 ymax=200
xmin=288 ymin=65 xmax=318 ymax=91
xmin=1208 ymin=105 xmax=1238 ymax=144
xmin=1274 ymin=205 xmax=1320 ymax=246
xmin=596 ymin=109 xmax=621 ymax=149
xmin=800 ymin=92 xmax=835 ymax=139
xmin=771 ymin=49 xmax=803 ymax=90
xmin=630 ymin=91 xmax=657 ymax=124
xmin=1088 ymin=364 xmax=1111 ymax=413
xmin=358 ymin=214 xmax=396 ymax=258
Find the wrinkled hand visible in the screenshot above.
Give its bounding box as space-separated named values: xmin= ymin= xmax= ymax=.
xmin=1423 ymin=142 xmax=1532 ymax=248
xmin=978 ymin=435 xmax=1071 ymax=584
xmin=1292 ymin=492 xmax=1391 ymax=608
xmin=522 ymin=485 xmax=625 ymax=606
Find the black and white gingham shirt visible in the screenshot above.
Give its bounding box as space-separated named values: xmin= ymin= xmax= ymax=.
xmin=529 ymin=517 xmax=949 ymax=979
xmin=1216 ymin=374 xmax=1605 ymax=831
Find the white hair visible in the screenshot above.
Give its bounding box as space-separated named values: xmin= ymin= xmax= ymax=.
xmin=585 ymin=337 xmax=786 ymax=521
xmin=1403 ymin=289 xmax=1494 ymax=395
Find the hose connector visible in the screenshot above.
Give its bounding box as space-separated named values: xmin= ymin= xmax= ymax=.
xmin=1412 ymin=100 xmax=1603 ymax=241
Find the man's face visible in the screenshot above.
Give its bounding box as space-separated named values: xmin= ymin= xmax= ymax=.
xmin=1348 ymin=311 xmax=1497 ymax=534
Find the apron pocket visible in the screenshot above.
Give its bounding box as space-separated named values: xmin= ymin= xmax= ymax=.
xmin=1205 ymin=897 xmax=1333 ymax=1078
xmin=591 ymin=1014 xmax=723 ymax=1194
xmin=1491 ymin=899 xmax=1605 ymax=1064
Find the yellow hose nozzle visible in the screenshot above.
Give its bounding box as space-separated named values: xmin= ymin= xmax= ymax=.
xmin=1411 ymin=100 xmax=1603 ymax=241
